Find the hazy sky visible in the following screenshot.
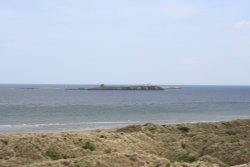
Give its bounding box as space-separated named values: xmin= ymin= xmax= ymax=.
xmin=1 ymin=0 xmax=250 ymax=85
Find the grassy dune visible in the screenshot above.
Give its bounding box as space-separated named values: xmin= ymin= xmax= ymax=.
xmin=0 ymin=119 xmax=250 ymax=167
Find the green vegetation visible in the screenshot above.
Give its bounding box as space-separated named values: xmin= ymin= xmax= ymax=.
xmin=177 ymin=126 xmax=190 ymax=133
xmin=178 ymin=153 xmax=199 ymax=163
xmin=45 ymin=150 xmax=70 ymax=160
xmin=83 ymin=141 xmax=96 ymax=151
xmin=226 ymin=130 xmax=237 ymax=135
xmin=116 ymin=124 xmax=141 ymax=132
xmin=104 ymin=148 xmax=112 ymax=154
xmin=148 ymin=126 xmax=157 ymax=133
xmin=99 ymin=135 xmax=106 ymax=139
xmin=45 ymin=150 xmax=61 ymax=160
xmin=181 ymin=143 xmax=186 ymax=149
xmin=1 ymin=140 xmax=8 ymax=145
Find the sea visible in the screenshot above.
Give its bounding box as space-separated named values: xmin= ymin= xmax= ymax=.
xmin=0 ymin=84 xmax=250 ymax=133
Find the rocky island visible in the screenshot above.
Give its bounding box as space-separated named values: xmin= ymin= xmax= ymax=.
xmin=88 ymin=84 xmax=165 ymax=90
xmin=66 ymin=84 xmax=180 ymax=91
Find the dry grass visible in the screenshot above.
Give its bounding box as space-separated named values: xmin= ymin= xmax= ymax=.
xmin=0 ymin=119 xmax=250 ymax=167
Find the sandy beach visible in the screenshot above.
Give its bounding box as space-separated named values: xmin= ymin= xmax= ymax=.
xmin=0 ymin=119 xmax=250 ymax=167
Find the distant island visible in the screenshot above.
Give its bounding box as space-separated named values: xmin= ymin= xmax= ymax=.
xmin=88 ymin=84 xmax=165 ymax=90
xmin=18 ymin=84 xmax=181 ymax=91
xmin=66 ymin=84 xmax=181 ymax=91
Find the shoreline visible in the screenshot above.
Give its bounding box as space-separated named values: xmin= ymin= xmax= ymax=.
xmin=0 ymin=119 xmax=250 ymax=167
xmin=0 ymin=118 xmax=246 ymax=135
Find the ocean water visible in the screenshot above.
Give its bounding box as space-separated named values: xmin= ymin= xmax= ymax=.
xmin=0 ymin=84 xmax=250 ymax=133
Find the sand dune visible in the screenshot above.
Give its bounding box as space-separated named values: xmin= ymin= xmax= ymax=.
xmin=0 ymin=119 xmax=250 ymax=167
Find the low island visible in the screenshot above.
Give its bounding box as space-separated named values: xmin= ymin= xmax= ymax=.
xmin=0 ymin=119 xmax=250 ymax=167
xmin=66 ymin=84 xmax=180 ymax=91
xmin=88 ymin=84 xmax=165 ymax=90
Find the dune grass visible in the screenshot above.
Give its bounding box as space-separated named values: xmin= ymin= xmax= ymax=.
xmin=0 ymin=119 xmax=250 ymax=167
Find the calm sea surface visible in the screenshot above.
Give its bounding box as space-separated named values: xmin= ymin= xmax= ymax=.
xmin=0 ymin=84 xmax=250 ymax=133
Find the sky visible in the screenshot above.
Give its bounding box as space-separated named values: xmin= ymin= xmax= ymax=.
xmin=0 ymin=0 xmax=250 ymax=85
